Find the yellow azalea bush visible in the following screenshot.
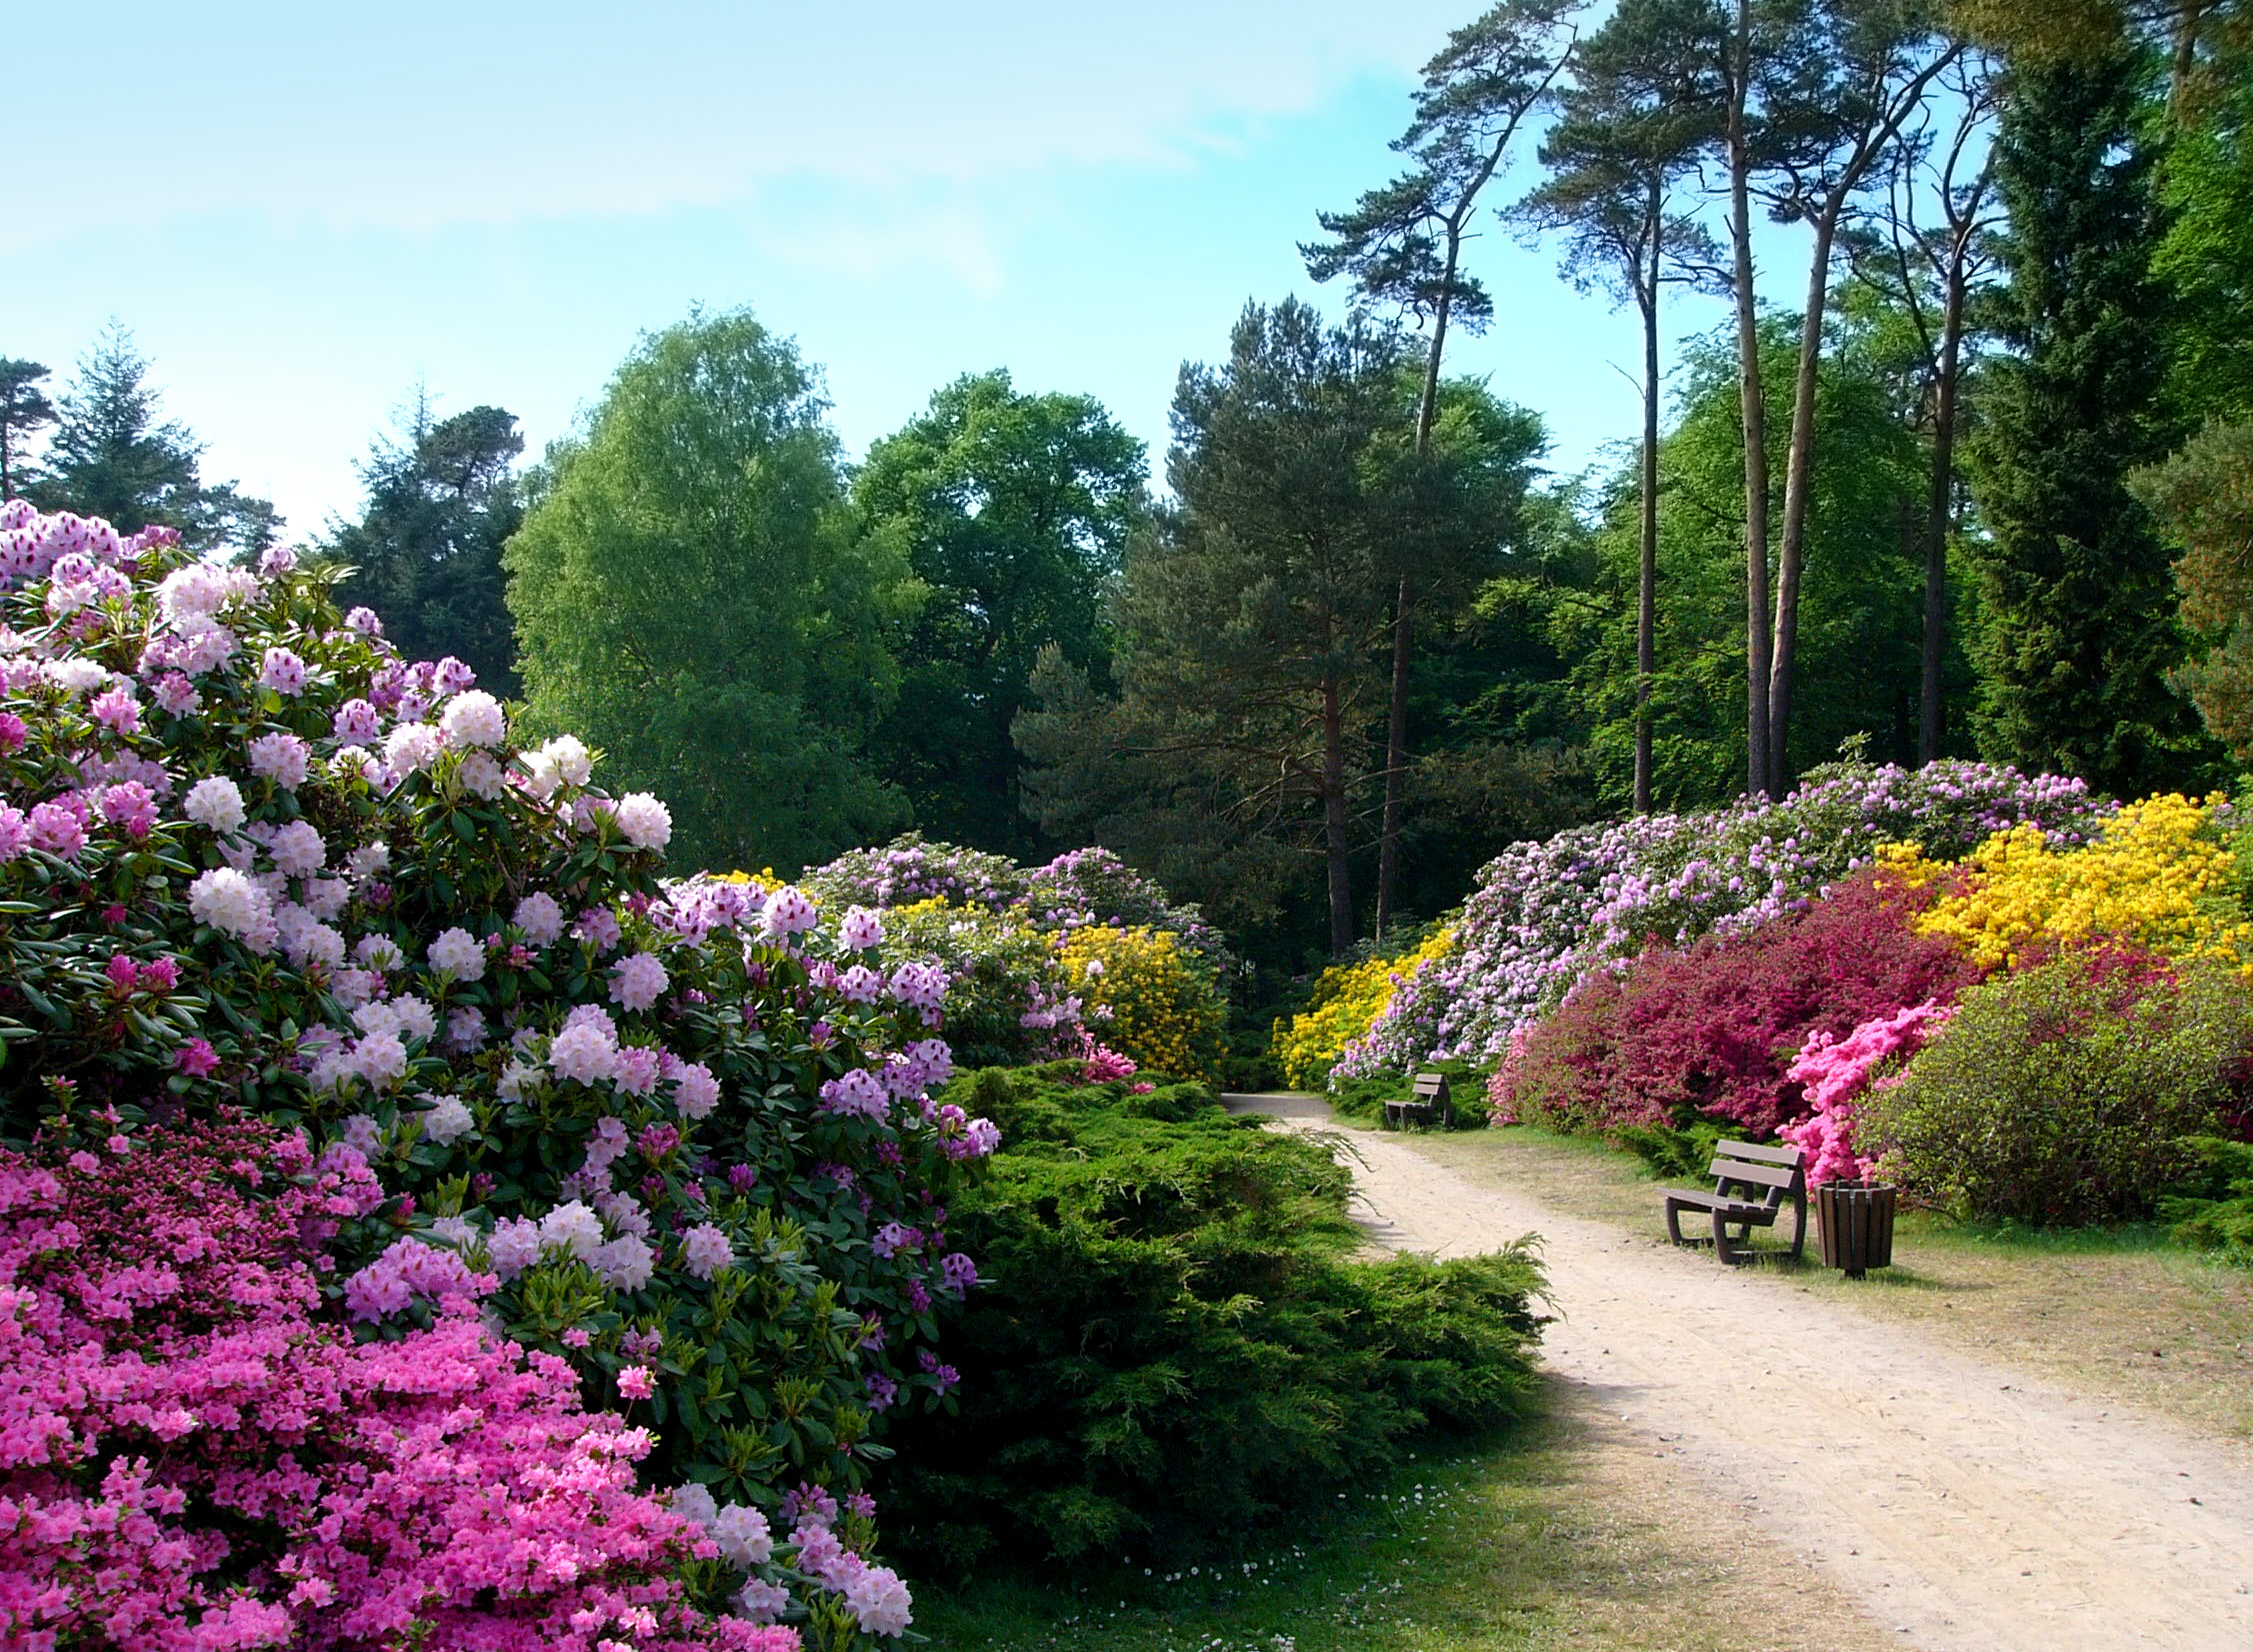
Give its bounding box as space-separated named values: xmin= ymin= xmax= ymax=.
xmin=1270 ymin=929 xmax=1456 ymax=1090
xmin=1061 ymin=924 xmax=1228 ymax=1082
xmin=1878 ymin=793 xmax=2253 ymax=972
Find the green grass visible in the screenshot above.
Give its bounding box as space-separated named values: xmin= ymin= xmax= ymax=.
xmin=908 ymin=1387 xmax=1896 ymax=1652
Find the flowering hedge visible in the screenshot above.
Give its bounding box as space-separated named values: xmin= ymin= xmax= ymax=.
xmin=0 ymin=503 xmax=996 ymax=1645
xmin=1879 ymin=792 xmax=2253 ymax=972
xmin=804 ymin=836 xmax=1222 ymax=956
xmin=1489 ymin=870 xmax=1981 ymax=1139
xmin=1270 ymin=929 xmax=1455 ymax=1090
xmin=865 ymin=898 xmax=1081 ymax=1069
xmin=1059 ymin=924 xmax=1227 ymax=1082
xmin=1338 ymin=761 xmax=2109 ymax=1080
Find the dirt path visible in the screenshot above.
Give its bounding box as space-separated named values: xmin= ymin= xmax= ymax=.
xmin=1229 ymin=1095 xmax=2253 ymax=1652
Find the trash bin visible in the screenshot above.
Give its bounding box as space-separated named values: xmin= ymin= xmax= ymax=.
xmin=1815 ymin=1181 xmax=1897 ymax=1278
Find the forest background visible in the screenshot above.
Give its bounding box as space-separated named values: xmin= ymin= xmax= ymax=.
xmin=9 ymin=0 xmax=2252 ymax=977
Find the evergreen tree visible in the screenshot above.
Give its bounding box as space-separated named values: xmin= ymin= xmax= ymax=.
xmin=1963 ymin=43 xmax=2214 ymax=794
xmin=326 ymin=392 xmax=525 ymax=696
xmin=31 ymin=323 xmax=276 ymax=553
xmin=854 ymin=371 xmax=1145 ymax=856
xmin=1302 ymin=0 xmax=1579 ymax=930
xmin=507 ymin=310 xmax=917 ymax=874
xmin=0 ymin=360 xmax=56 ymax=501
xmin=1017 ymin=301 xmax=1412 ymax=955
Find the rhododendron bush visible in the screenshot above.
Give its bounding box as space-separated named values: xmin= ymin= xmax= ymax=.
xmin=1336 ymin=760 xmax=2108 ymax=1081
xmin=0 ymin=504 xmax=993 ymax=1646
xmin=803 ymin=841 xmax=1231 ymax=1076
xmin=1489 ymin=870 xmax=1980 ymax=1140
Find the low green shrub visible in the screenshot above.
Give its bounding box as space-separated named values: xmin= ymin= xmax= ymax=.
xmin=2161 ymin=1136 xmax=2253 ymax=1263
xmin=1868 ymin=950 xmax=2253 ymax=1224
xmin=883 ymin=1068 xmax=1547 ymax=1568
xmin=1614 ymin=1120 xmax=1731 ymax=1182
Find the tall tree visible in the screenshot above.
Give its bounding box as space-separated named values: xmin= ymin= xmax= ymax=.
xmin=1844 ymin=49 xmax=2000 ymax=762
xmin=1516 ymin=0 xmax=1725 ymax=811
xmin=1756 ymin=0 xmax=1958 ymax=791
xmin=31 ymin=323 xmax=276 ymax=552
xmin=0 ymin=360 xmax=56 ymax=501
xmin=1017 ymin=301 xmax=1411 ymax=956
xmin=1962 ymin=43 xmax=2211 ymax=794
xmin=1302 ymin=0 xmax=1579 ymax=933
xmin=326 ymin=391 xmax=526 ymax=695
xmin=853 ymin=371 xmax=1146 ymax=855
xmin=507 ymin=310 xmax=918 ymax=874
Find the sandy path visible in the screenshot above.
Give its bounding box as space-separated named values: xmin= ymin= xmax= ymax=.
xmin=1230 ymin=1096 xmax=2253 ymax=1652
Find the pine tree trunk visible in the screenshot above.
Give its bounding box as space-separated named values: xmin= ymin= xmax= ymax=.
xmin=1729 ymin=0 xmax=1773 ymax=800
xmin=1376 ymin=282 xmax=1455 ymax=938
xmin=1636 ymin=207 xmax=1662 ymax=815
xmin=1322 ymin=676 xmax=1356 ymax=956
xmin=1769 ymin=203 xmax=1844 ymax=793
xmin=1919 ymin=264 xmax=1966 ymax=765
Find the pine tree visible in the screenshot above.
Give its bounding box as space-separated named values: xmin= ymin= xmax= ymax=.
xmin=326 ymin=393 xmax=525 ymax=695
xmin=1964 ymin=42 xmax=2214 ymax=793
xmin=0 ymin=360 xmax=56 ymax=501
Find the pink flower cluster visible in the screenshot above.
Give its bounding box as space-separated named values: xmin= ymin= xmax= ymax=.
xmin=1780 ymin=1000 xmax=1956 ymax=1185
xmin=0 ymin=1117 xmax=771 ymax=1651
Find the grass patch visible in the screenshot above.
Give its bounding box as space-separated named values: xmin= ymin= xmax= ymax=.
xmin=909 ymin=1382 xmax=1894 ymax=1652
xmin=1401 ymin=1121 xmax=2253 ymax=1440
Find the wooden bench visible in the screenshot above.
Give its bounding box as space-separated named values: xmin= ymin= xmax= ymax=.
xmin=1661 ymin=1140 xmax=1806 ymax=1265
xmin=1384 ymin=1071 xmax=1453 ymax=1131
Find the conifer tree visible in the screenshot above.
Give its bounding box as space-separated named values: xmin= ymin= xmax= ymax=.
xmin=1964 ymin=42 xmax=2212 ymax=793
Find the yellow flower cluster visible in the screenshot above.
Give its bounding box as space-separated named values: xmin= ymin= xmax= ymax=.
xmin=716 ymin=868 xmax=783 ymax=891
xmin=1061 ymin=924 xmax=1228 ymax=1083
xmin=1269 ymin=929 xmax=1456 ymax=1089
xmin=1878 ymin=793 xmax=2253 ymax=972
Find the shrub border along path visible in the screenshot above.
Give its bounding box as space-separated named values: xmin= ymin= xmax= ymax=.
xmin=1227 ymin=1096 xmax=2253 ymax=1652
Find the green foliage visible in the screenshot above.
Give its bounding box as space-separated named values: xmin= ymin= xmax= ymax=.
xmin=0 ymin=358 xmax=56 ymax=501
xmin=2131 ymin=419 xmax=2253 ymax=759
xmin=1613 ymin=1119 xmax=1729 ymax=1182
xmin=1519 ymin=322 xmax=1931 ymax=809
xmin=327 ymin=393 xmax=525 ymax=696
xmin=1869 ymin=952 xmax=2253 ymax=1224
xmin=855 ymin=370 xmax=1146 ymax=856
xmin=1962 ymin=41 xmax=2216 ymax=796
xmin=30 ymin=322 xmax=277 ymax=554
xmin=2160 ymin=1135 xmax=2253 ymax=1262
xmin=884 ymin=1067 xmax=1547 ymax=1566
xmin=507 ymin=309 xmax=918 ymax=875
xmin=871 ymin=899 xmax=1074 ymax=1069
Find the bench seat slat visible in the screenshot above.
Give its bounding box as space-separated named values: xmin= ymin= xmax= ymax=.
xmin=1706 ymin=1158 xmax=1800 ymax=1191
xmin=1660 ymin=1188 xmax=1780 ymax=1221
xmin=1716 ymin=1139 xmax=1802 ymax=1167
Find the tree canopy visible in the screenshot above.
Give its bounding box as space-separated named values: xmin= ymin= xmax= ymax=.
xmin=506 ymin=310 xmax=918 ymax=874
xmin=854 ymin=371 xmax=1146 ymax=856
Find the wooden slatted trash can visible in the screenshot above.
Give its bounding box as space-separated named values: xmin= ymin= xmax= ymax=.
xmin=1815 ymin=1181 xmax=1897 ymax=1278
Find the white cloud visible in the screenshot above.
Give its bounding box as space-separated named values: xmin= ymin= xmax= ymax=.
xmin=18 ymin=1 xmax=1469 ymax=244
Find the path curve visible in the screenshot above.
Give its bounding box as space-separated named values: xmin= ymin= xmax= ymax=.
xmin=1229 ymin=1095 xmax=2253 ymax=1652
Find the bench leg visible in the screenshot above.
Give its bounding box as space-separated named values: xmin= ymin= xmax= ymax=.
xmin=1785 ymin=1191 xmax=1806 ymax=1262
xmin=1711 ymin=1208 xmax=1737 ymax=1264
xmin=1664 ymin=1199 xmax=1689 ymax=1247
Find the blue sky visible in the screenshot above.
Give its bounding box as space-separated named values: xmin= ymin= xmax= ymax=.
xmin=8 ymin=1 xmax=1739 ymax=536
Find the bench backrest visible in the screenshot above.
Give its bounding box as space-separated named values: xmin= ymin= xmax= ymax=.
xmin=1412 ymin=1072 xmax=1452 ymax=1104
xmin=1708 ymin=1139 xmax=1805 ymax=1209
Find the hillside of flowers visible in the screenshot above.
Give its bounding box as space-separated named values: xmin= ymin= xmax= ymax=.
xmin=0 ymin=504 xmax=1000 ymax=1648
xmin=1292 ymin=754 xmax=2253 ymax=1239
xmin=1325 ymin=759 xmax=2113 ymax=1082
